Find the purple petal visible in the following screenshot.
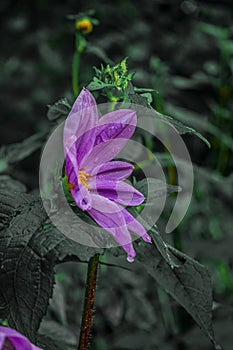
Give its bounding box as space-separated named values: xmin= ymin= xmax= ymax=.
xmin=10 ymin=337 xmax=32 ymax=350
xmin=64 ymin=89 xmax=98 ymax=165
xmin=81 ymin=110 xmax=137 ymax=172
xmin=89 ymin=179 xmax=145 ymax=206
xmin=91 ymin=161 xmax=134 ymax=181
xmin=69 ymin=88 xmax=96 ymax=117
xmin=0 ymin=327 xmax=39 ymax=350
xmin=0 ymin=332 xmax=5 ymax=348
xmin=80 ymin=139 xmax=126 ymax=172
xmin=122 ymin=209 xmax=152 ymax=243
xmin=97 ymin=109 xmax=136 ymax=139
xmin=71 ymin=185 xmax=92 ymax=211
xmin=87 ymin=195 xmax=136 ymax=261
xmin=65 ymin=153 xmax=78 ymax=186
xmin=112 ymin=228 xmax=136 ymax=263
xmin=88 ymin=194 xmax=126 ymax=228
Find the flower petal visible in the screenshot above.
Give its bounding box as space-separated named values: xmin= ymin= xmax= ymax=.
xmin=65 ymin=153 xmax=78 ymax=186
xmin=91 ymin=161 xmax=134 ymax=181
xmin=89 ymin=179 xmax=144 ymax=206
xmin=122 ymin=209 xmax=152 ymax=243
xmin=81 ymin=110 xmax=137 ymax=172
xmin=0 ymin=332 xmax=5 ymax=348
xmin=64 ymin=88 xmax=98 ymax=165
xmin=71 ymin=185 xmax=92 ymax=211
xmin=0 ymin=327 xmax=33 ymax=350
xmin=87 ymin=195 xmax=136 ymax=261
xmin=97 ymin=109 xmax=136 ymax=138
xmin=88 ymin=194 xmax=126 ymax=228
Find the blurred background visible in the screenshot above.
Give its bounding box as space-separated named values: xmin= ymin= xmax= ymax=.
xmin=0 ymin=0 xmax=232 ymax=349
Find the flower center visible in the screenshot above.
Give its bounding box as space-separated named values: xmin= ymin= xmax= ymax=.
xmin=78 ymin=170 xmax=91 ymax=190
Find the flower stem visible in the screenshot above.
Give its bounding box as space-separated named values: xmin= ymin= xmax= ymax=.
xmin=78 ymin=254 xmax=99 ymax=350
xmin=72 ymin=50 xmax=80 ymax=97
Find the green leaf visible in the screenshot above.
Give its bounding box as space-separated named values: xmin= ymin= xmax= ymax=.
xmin=0 ymin=175 xmax=26 ymax=192
xmin=134 ymin=178 xmax=181 ymax=199
xmin=86 ymin=79 xmax=114 ymax=91
xmin=39 ymin=320 xmax=76 ymax=349
xmin=153 ymin=109 xmax=211 ymax=148
xmin=166 ymin=103 xmax=233 ymax=151
xmin=36 ymin=334 xmax=68 ymax=350
xmin=136 ymin=241 xmax=221 ymax=349
xmin=134 ymin=87 xmax=156 ymax=93
xmin=0 ymin=132 xmax=46 ymax=172
xmin=47 ymin=98 xmax=71 ymax=122
xmin=0 ymin=188 xmax=102 ymax=342
xmin=199 ymin=22 xmax=228 ymax=40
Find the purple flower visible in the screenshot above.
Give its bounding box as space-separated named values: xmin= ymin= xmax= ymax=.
xmin=0 ymin=326 xmax=42 ymax=350
xmin=64 ymin=88 xmax=151 ymax=262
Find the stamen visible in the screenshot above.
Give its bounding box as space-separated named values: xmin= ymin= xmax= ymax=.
xmin=78 ymin=170 xmax=91 ymax=190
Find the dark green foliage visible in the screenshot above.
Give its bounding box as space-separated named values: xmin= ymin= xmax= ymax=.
xmin=0 ymin=184 xmax=102 ymax=343
xmin=1 ymin=1 xmax=232 ymax=349
xmin=136 ymin=240 xmax=220 ymax=349
xmin=0 ymin=132 xmax=47 ymax=173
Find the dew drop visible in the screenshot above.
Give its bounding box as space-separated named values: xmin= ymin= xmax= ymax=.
xmin=127 ymin=255 xmax=134 ymax=263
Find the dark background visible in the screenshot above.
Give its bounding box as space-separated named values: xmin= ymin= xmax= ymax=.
xmin=0 ymin=1 xmax=233 ymax=349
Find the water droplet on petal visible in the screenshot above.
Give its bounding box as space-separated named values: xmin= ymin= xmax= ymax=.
xmin=127 ymin=255 xmax=134 ymax=263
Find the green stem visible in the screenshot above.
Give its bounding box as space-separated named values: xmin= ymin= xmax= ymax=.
xmin=72 ymin=50 xmax=80 ymax=97
xmin=78 ymin=254 xmax=99 ymax=350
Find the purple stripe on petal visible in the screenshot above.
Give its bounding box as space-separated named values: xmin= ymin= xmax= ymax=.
xmin=89 ymin=179 xmax=144 ymax=206
xmin=71 ymin=185 xmax=92 ymax=211
xmin=81 ymin=110 xmax=137 ymax=171
xmin=10 ymin=338 xmax=31 ymax=350
xmin=65 ymin=153 xmax=78 ymax=186
xmin=0 ymin=327 xmax=34 ymax=350
xmin=88 ymin=194 xmax=126 ymax=229
xmin=91 ymin=161 xmax=134 ymax=181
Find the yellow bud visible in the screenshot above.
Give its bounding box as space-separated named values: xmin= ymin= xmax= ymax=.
xmin=110 ymin=96 xmax=118 ymax=102
xmin=76 ymin=18 xmax=93 ymax=34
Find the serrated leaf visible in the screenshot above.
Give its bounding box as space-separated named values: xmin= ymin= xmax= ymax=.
xmin=0 ymin=175 xmax=26 ymax=192
xmin=127 ymin=207 xmax=178 ymax=268
xmin=0 ymin=189 xmax=102 ymax=342
xmin=166 ymin=103 xmax=233 ymax=151
xmin=0 ymin=132 xmax=46 ymax=172
xmin=136 ymin=241 xmax=221 ymax=349
xmin=134 ymin=178 xmax=181 ymax=199
xmin=127 ymin=91 xmax=152 ymax=108
xmin=153 ymin=109 xmax=210 ymax=148
xmin=86 ymin=80 xmax=114 ymax=91
xmin=47 ymin=98 xmax=71 ymax=122
xmin=36 ymin=333 xmax=68 ymax=350
xmin=39 ymin=320 xmax=76 ymax=348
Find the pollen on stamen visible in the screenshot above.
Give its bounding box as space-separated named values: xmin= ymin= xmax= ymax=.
xmin=78 ymin=170 xmax=92 ymax=190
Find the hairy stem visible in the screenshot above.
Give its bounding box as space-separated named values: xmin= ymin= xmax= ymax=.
xmin=78 ymin=254 xmax=99 ymax=350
